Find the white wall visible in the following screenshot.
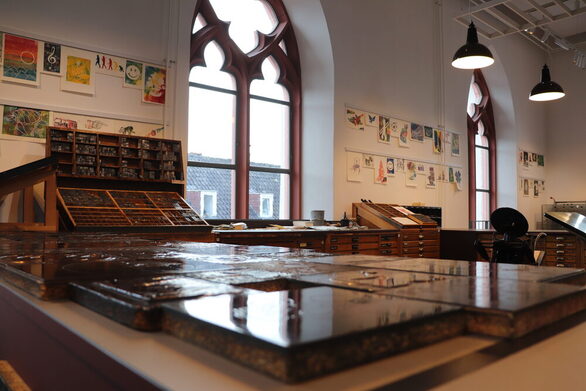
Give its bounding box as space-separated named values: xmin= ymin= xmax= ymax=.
xmin=321 ymin=0 xmax=549 ymax=228
xmin=546 ymin=47 xmax=586 ymax=203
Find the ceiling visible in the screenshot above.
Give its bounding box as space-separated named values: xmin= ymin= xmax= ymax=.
xmin=454 ymin=0 xmax=586 ymax=60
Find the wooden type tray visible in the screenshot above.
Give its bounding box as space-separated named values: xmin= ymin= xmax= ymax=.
xmin=70 ymin=276 xmax=245 ymax=331
xmin=147 ymin=192 xmax=190 ymax=209
xmin=163 ymin=209 xmax=205 ymax=225
xmin=161 ymin=286 xmax=464 ymax=383
xmin=59 ymin=188 xmax=115 ymax=207
xmin=123 ymin=209 xmax=171 ymax=225
xmin=109 ymin=191 xmax=156 ymax=208
xmin=68 ymin=207 xmax=129 ymax=226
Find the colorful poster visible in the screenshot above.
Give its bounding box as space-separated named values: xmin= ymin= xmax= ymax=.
xmin=51 ymin=111 xmax=164 ymax=137
xmin=448 ymin=167 xmax=455 ymax=183
xmin=410 ymin=123 xmax=424 ymax=142
xmin=416 ymin=163 xmax=426 ymax=174
xmin=426 ymin=166 xmax=436 ymax=189
xmin=454 ymin=168 xmax=463 ymax=190
xmin=61 ymin=47 xmax=95 ymax=95
xmin=537 ymin=154 xmax=544 ymax=167
xmin=378 ymin=115 xmax=391 ymax=144
xmin=346 ymin=108 xmax=365 ymax=131
xmin=395 ymin=158 xmax=404 ymax=172
xmin=373 ymin=156 xmax=388 ymax=184
xmin=386 ymin=157 xmax=395 ymax=176
xmin=124 ymin=60 xmax=143 ymax=89
xmin=405 ymin=161 xmax=418 ymax=187
xmin=399 ymin=125 xmax=409 ymax=148
xmin=2 ymin=34 xmax=40 ymax=85
xmin=2 ymin=105 xmax=49 ymax=139
xmin=43 ymin=42 xmax=61 ymax=74
xmin=95 ymin=53 xmax=125 ymax=77
xmin=438 ymin=166 xmax=447 ymax=182
xmin=362 ymin=154 xmax=374 ymax=168
xmin=424 ymin=126 xmax=433 ymax=139
xmin=347 ymin=152 xmax=362 ymax=182
xmin=143 ymin=65 xmax=167 ymax=104
xmin=390 ymin=118 xmax=409 ymax=138
xmin=365 ymin=113 xmax=378 ymax=127
xmin=433 ymin=128 xmax=443 ymax=154
xmin=451 ymin=133 xmax=460 ymax=156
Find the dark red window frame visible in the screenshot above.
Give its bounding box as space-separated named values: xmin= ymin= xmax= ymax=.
xmin=467 ymin=69 xmax=497 ymax=226
xmin=189 ymin=0 xmax=302 ymax=219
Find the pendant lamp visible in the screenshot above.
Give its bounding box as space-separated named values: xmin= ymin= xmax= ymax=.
xmin=529 ymin=64 xmax=565 ymax=101
xmin=452 ymin=22 xmax=495 ymax=69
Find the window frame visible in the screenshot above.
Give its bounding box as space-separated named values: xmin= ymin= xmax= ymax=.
xmin=467 ymin=69 xmax=497 ymax=228
xmin=188 ymin=0 xmax=302 ymax=220
xmin=259 ymin=193 xmax=274 ymax=218
xmin=200 ymin=190 xmax=218 ymax=218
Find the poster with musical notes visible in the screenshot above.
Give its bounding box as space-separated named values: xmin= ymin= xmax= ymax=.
xmin=43 ymin=42 xmax=61 ymax=74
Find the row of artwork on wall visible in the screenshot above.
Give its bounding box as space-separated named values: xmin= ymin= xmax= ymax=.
xmin=0 ymin=32 xmax=166 ymax=104
xmin=347 ymin=151 xmax=463 ymax=191
xmin=345 ymin=107 xmax=461 ymax=157
xmin=0 ymin=103 xmax=164 ymax=140
xmin=519 ymin=177 xmax=546 ymax=198
xmin=518 ymin=149 xmax=545 ymax=168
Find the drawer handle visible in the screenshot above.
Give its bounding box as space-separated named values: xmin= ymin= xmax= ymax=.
xmin=381 ymin=236 xmax=390 ymax=241
xmin=419 ymin=235 xmax=424 ymax=239
xmin=419 ymin=241 xmax=424 ymax=245
xmin=555 ymin=237 xmax=564 ymax=240
xmin=352 ymin=244 xmax=359 ymax=250
xmin=299 ymin=243 xmax=307 ymax=248
xmin=331 ymin=238 xmax=338 ymax=242
xmin=556 ymin=257 xmax=565 ymax=261
xmin=556 ymin=244 xmax=565 ymax=247
xmin=331 ymin=245 xmax=338 ymax=250
xmin=556 ymin=263 xmax=566 ymax=267
xmin=351 ymin=238 xmax=359 ymax=243
xmin=556 ymin=250 xmax=565 ymax=254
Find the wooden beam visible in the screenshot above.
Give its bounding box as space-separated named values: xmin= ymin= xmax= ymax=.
xmin=526 ymin=0 xmax=555 ymax=21
xmin=506 ymin=2 xmax=539 ymax=25
xmin=553 ymin=0 xmax=573 ymax=15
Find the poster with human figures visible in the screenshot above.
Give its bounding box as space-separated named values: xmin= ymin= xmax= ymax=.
xmin=95 ymin=53 xmax=125 ymax=77
xmin=2 ymin=34 xmax=41 ymax=86
xmin=346 ymin=152 xmax=362 ymax=182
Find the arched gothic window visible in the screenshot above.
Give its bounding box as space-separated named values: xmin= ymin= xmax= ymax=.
xmin=187 ymin=0 xmax=301 ymax=220
xmin=467 ymin=69 xmax=496 ymax=229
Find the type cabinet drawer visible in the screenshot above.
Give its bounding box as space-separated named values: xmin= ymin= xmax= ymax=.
xmin=328 ymin=234 xmax=380 ymax=244
xmin=401 ymin=230 xmax=440 ymax=241
xmin=327 ymin=242 xmax=379 ymax=252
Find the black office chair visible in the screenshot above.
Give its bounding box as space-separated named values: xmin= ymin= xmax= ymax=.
xmin=474 ymin=207 xmax=535 ymax=265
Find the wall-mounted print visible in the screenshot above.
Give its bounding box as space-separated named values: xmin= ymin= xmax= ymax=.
xmin=448 ymin=167 xmax=454 ymax=183
xmin=95 ymin=53 xmax=125 ymax=77
xmin=426 ymin=166 xmax=436 ymax=189
xmin=433 ymin=128 xmax=443 ymax=154
xmin=143 ymin=65 xmax=167 ymax=104
xmin=124 ymin=60 xmax=143 ymax=89
xmin=386 ymin=157 xmax=395 ymax=176
xmin=541 ymin=180 xmax=545 ymax=191
xmin=395 ymin=158 xmax=404 ymax=172
xmin=51 ymin=111 xmax=164 ymax=138
xmin=362 ymin=154 xmax=374 ymax=168
xmin=2 ymin=34 xmax=40 ymax=86
xmin=399 ymin=125 xmax=409 ymax=148
xmin=533 ymin=180 xmax=539 ymax=197
xmin=390 ymin=118 xmax=409 ymax=138
xmin=454 ymin=168 xmax=463 ymax=190
xmin=416 ymin=163 xmax=426 ymax=174
xmin=410 ymin=123 xmax=424 ymax=142
xmin=437 ymin=166 xmax=447 ymax=182
xmin=405 ymin=161 xmax=417 ymax=187
xmin=42 ymin=42 xmax=61 ymax=74
xmin=522 ymin=178 xmax=529 ymax=196
xmin=537 ymin=154 xmax=544 ymax=167
xmin=2 ymin=105 xmax=49 ymax=139
xmin=374 ymin=156 xmax=388 ymax=184
xmin=61 ymin=47 xmax=95 ymax=95
xmin=366 ymin=113 xmax=378 ymax=127
xmin=346 ymin=152 xmax=362 ymax=182
xmin=523 ymin=151 xmax=529 ymax=168
xmin=424 ymin=126 xmax=433 ymax=139
xmin=378 ymin=115 xmax=391 ymax=144
xmin=451 ymin=133 xmax=460 ymax=156
xmin=346 ymin=108 xmax=365 ymax=131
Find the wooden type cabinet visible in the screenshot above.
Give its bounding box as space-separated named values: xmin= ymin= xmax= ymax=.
xmin=215 ymin=230 xmax=326 ymax=251
xmin=399 ymin=228 xmax=440 ymax=258
xmin=324 ymin=231 xmax=399 ymax=255
xmin=537 ymin=234 xmax=583 ymax=268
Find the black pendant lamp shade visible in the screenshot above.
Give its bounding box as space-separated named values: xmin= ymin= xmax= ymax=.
xmin=529 ymin=64 xmax=565 ymax=101
xmin=452 ymin=22 xmax=495 ymax=69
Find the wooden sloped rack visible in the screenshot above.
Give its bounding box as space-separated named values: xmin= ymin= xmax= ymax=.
xmin=0 ymin=157 xmax=58 ymax=232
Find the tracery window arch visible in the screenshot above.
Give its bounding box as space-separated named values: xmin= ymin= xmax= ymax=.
xmin=467 ymin=69 xmax=496 ymax=229
xmin=187 ymin=0 xmax=301 ymax=220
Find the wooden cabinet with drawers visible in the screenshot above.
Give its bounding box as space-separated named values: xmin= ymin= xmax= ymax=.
xmin=400 ymin=228 xmax=440 ymax=258
xmin=324 ymin=231 xmax=399 ymax=255
xmin=539 ymin=234 xmax=581 ymax=268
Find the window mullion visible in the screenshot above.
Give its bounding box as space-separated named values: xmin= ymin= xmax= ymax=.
xmin=235 ymin=76 xmax=251 ymax=220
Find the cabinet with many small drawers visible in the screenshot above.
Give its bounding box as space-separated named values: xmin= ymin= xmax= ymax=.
xmin=399 ymin=228 xmax=440 ymax=258
xmin=324 ymin=231 xmax=400 ymax=255
xmin=539 ymin=234 xmax=582 ymax=268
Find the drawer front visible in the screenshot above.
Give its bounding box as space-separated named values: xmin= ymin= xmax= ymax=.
xmin=402 ymin=245 xmax=440 ymax=255
xmin=380 ymin=233 xmax=400 ymax=242
xmin=328 ymin=234 xmax=380 ymax=244
xmin=328 ymin=242 xmax=380 ymax=252
xmin=379 ymin=248 xmax=400 ymax=256
xmin=402 ymin=240 xmax=440 ymax=248
xmin=544 ymin=253 xmax=577 ymax=264
xmin=542 ymin=260 xmax=576 ymax=268
xmin=401 ymin=230 xmax=440 ymax=241
xmin=380 ymin=241 xmax=400 ymax=249
xmin=545 ymin=241 xmax=577 ymax=249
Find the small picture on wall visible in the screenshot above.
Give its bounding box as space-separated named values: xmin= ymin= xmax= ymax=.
xmin=42 ymin=42 xmax=61 ymax=74
xmin=433 ymin=128 xmax=443 ymax=154
xmin=523 ymin=178 xmax=530 ymax=197
xmin=405 ymin=161 xmax=418 ymax=187
xmin=523 ymin=151 xmax=529 ymax=168
xmin=362 ymin=154 xmax=374 ymax=168
xmin=386 ymin=157 xmax=395 ymax=176
xmin=451 ymin=133 xmax=460 ymax=156
xmin=410 ymin=123 xmax=424 ymax=142
xmin=533 ymin=180 xmax=539 ymax=197
xmin=416 ymin=163 xmax=426 ymax=174
xmin=437 ymin=166 xmax=447 ymax=182
xmin=395 ymin=158 xmax=405 ymax=172
xmin=541 ymin=180 xmax=546 ymax=191
xmin=143 ymin=64 xmax=167 ymax=104
xmin=424 ymin=126 xmax=433 ymax=139
xmin=346 ymin=108 xmax=365 ymax=131
xmin=374 ymin=156 xmax=388 ymax=184
xmin=366 ymin=113 xmax=378 ymax=127
xmin=346 ymin=152 xmax=362 ymax=182
xmin=537 ymin=154 xmax=544 ymax=167
xmin=378 ymin=115 xmax=391 ymax=144
xmin=399 ymin=125 xmax=410 ymax=148
xmin=448 ymin=167 xmax=455 ymax=183
xmin=454 ymin=168 xmax=463 ymax=191
xmin=426 ymin=166 xmax=436 ymax=189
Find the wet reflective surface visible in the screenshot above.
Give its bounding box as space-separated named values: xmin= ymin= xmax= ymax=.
xmin=163 ymin=286 xmax=459 ymax=347
xmin=360 ymin=258 xmax=586 ymax=282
